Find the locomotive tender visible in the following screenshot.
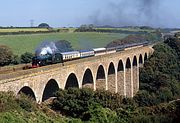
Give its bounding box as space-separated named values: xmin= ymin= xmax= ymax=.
xmin=32 ymin=41 xmax=148 ymax=67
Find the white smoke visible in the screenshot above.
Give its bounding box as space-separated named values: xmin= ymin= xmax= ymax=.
xmin=35 ymin=41 xmax=58 ymax=56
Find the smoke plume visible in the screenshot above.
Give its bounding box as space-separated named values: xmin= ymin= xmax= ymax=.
xmin=35 ymin=41 xmax=58 ymax=56
xmin=35 ymin=40 xmax=74 ymax=56
xmin=89 ymin=0 xmax=175 ymax=27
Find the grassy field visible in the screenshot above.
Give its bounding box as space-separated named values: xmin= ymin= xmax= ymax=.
xmin=0 ymin=32 xmax=128 ymax=55
xmin=0 ymin=28 xmax=49 ymax=32
xmin=95 ymin=27 xmax=155 ymax=31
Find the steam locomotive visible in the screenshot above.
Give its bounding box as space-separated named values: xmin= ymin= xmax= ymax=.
xmin=32 ymin=41 xmax=149 ymax=67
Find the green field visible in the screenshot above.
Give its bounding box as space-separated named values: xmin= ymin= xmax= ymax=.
xmin=0 ymin=32 xmax=128 ymax=55
xmin=96 ymin=27 xmax=155 ymax=32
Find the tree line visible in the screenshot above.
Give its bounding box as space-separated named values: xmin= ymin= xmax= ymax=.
xmin=0 ymin=45 xmax=33 ymax=66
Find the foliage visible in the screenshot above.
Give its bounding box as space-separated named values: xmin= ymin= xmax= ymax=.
xmin=0 ymin=45 xmax=14 ymax=66
xmin=84 ymin=104 xmax=118 ymax=123
xmin=38 ymin=23 xmax=50 ymax=28
xmin=20 ymin=52 xmax=34 ymax=64
xmin=138 ymin=42 xmax=180 ymax=106
xmin=11 ymin=55 xmax=21 ymax=65
xmin=0 ymin=91 xmax=68 ymax=123
xmin=52 ymin=88 xmax=136 ymax=121
xmin=55 ymin=40 xmax=74 ymax=52
xmin=165 ymin=36 xmax=180 ymax=58
xmin=106 ymin=34 xmax=147 ymax=47
xmin=16 ymin=94 xmax=36 ymax=112
xmin=52 ymin=88 xmax=95 ymax=118
xmin=75 ymin=24 xmax=96 ymax=32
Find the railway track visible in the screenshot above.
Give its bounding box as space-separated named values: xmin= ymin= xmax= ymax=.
xmin=0 ymin=64 xmax=31 ymax=75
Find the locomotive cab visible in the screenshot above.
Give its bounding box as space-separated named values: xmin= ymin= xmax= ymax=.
xmin=32 ymin=56 xmax=40 ymax=68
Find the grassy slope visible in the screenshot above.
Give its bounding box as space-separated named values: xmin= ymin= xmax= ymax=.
xmin=0 ymin=32 xmax=128 ymax=55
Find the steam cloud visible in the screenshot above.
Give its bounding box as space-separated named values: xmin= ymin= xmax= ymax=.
xmin=35 ymin=40 xmax=74 ymax=56
xmin=89 ymin=0 xmax=178 ymax=27
xmin=35 ymin=41 xmax=58 ymax=56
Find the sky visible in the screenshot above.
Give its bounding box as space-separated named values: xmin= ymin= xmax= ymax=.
xmin=0 ymin=0 xmax=180 ymax=28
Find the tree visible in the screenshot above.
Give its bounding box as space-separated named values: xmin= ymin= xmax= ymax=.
xmin=0 ymin=45 xmax=13 ymax=66
xmin=21 ymin=52 xmax=34 ymax=64
xmin=55 ymin=40 xmax=74 ymax=52
xmin=11 ymin=55 xmax=20 ymax=65
xmin=38 ymin=23 xmax=50 ymax=28
xmin=138 ymin=43 xmax=180 ymax=106
xmin=75 ymin=24 xmax=96 ymax=32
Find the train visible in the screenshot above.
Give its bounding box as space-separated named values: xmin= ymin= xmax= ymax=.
xmin=32 ymin=41 xmax=149 ymax=67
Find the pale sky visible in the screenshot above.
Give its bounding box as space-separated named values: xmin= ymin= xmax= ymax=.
xmin=0 ymin=0 xmax=179 ymax=27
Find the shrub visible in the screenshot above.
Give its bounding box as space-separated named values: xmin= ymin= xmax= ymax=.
xmin=16 ymin=94 xmax=36 ymax=112
xmin=11 ymin=55 xmax=21 ymax=65
xmin=0 ymin=45 xmax=14 ymax=66
xmin=0 ymin=91 xmax=19 ymax=112
xmin=20 ymin=52 xmax=33 ymax=63
xmin=84 ymin=104 xmax=118 ymax=123
xmin=52 ymin=88 xmax=95 ymax=118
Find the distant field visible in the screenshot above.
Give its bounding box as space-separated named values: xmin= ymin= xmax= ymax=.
xmin=0 ymin=32 xmax=128 ymax=55
xmin=0 ymin=28 xmax=49 ymax=33
xmin=96 ymin=28 xmax=155 ymax=33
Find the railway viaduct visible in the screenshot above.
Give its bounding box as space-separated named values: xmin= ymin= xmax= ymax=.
xmin=0 ymin=46 xmax=154 ymax=103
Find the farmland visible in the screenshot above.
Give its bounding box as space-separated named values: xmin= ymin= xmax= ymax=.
xmin=0 ymin=32 xmax=128 ymax=55
xmin=0 ymin=28 xmax=49 ymax=32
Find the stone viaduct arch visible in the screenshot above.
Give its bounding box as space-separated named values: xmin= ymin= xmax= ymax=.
xmin=42 ymin=79 xmax=59 ymax=101
xmin=65 ymin=73 xmax=79 ymax=89
xmin=82 ymin=68 xmax=94 ymax=89
xmin=96 ymin=65 xmax=106 ymax=90
xmin=0 ymin=46 xmax=154 ymax=103
xmin=107 ymin=62 xmax=116 ymax=93
xmin=18 ymin=86 xmax=36 ymax=101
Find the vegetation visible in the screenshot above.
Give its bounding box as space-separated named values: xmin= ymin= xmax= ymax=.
xmin=20 ymin=52 xmax=34 ymax=64
xmin=137 ymin=39 xmax=180 ymax=107
xmin=106 ymin=31 xmax=162 ymax=47
xmin=0 ymin=45 xmax=33 ymax=66
xmin=75 ymin=24 xmax=96 ymax=32
xmin=0 ymin=92 xmax=73 ymax=123
xmin=54 ymin=40 xmax=74 ymax=52
xmin=0 ymin=45 xmax=14 ymax=66
xmin=75 ymin=25 xmax=155 ymax=34
xmin=38 ymin=23 xmax=50 ymax=28
xmin=0 ymin=28 xmax=49 ymax=33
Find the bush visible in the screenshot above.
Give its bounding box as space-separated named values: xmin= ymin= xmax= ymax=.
xmin=11 ymin=55 xmax=21 ymax=65
xmin=20 ymin=52 xmax=33 ymax=63
xmin=134 ymin=90 xmax=158 ymax=106
xmin=52 ymin=88 xmax=127 ymax=120
xmin=52 ymin=88 xmax=95 ymax=118
xmin=0 ymin=91 xmax=19 ymax=112
xmin=16 ymin=94 xmax=36 ymax=112
xmin=84 ymin=104 xmax=118 ymax=123
xmin=0 ymin=45 xmax=14 ymax=66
